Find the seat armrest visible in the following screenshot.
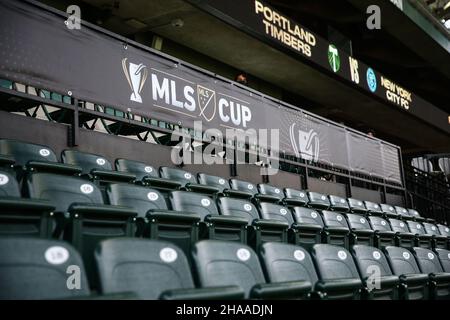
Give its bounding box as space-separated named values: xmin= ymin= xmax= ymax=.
xmin=0 ymin=155 xmax=15 ymax=166
xmin=315 ymin=279 xmax=362 ymax=293
xmin=253 ymin=218 xmax=290 ymax=229
xmin=399 ymin=273 xmax=429 ymax=285
xmin=284 ymin=198 xmax=308 ymax=207
xmin=186 ymin=183 xmax=220 ymax=194
xmin=250 ymin=281 xmax=312 ymax=299
xmin=90 ymin=169 xmax=136 ymax=182
xmin=27 ymin=161 xmax=82 ymax=175
xmin=205 ymin=215 xmax=249 ymax=226
xmin=292 ymin=223 xmax=322 ymax=232
xmin=143 ymin=177 xmax=182 ymax=189
xmin=160 ymin=286 xmax=245 ymax=300
xmin=376 ymin=230 xmax=396 ymax=237
xmin=223 ymin=189 xmax=253 ymax=199
xmin=68 ymin=203 xmax=137 ymax=218
xmin=254 ymin=194 xmax=281 ymax=203
xmin=146 ymin=209 xmax=201 ymax=223
xmin=369 ymin=275 xmax=399 ymax=288
xmin=324 ymin=226 xmax=350 ymax=234
xmin=351 ymin=229 xmax=374 ymax=235
xmin=429 ymin=272 xmax=450 ymax=283
xmin=0 ymin=197 xmax=55 ymax=212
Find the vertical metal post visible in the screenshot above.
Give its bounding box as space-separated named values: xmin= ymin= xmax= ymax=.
xmin=69 ymin=97 xmax=79 ymax=147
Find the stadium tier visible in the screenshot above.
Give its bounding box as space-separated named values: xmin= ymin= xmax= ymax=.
xmin=0 ymin=0 xmax=449 ymax=302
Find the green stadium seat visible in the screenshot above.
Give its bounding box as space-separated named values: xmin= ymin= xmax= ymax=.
xmin=347 ymin=198 xmax=368 ymax=214
xmin=345 ymin=213 xmax=374 ymax=246
xmin=229 ymin=178 xmax=258 ymax=199
xmin=170 ymin=190 xmax=248 ymax=243
xmin=257 ymin=202 xmax=292 ymax=243
xmin=311 ymin=244 xmax=362 ymax=300
xmin=406 ymin=221 xmax=433 ymax=248
xmin=290 ymin=207 xmax=323 ymax=249
xmin=197 ymin=173 xmax=229 ymax=193
xmin=384 ymin=246 xmax=429 ymax=300
xmin=411 ymin=247 xmax=450 ymax=299
xmin=368 ymin=216 xmax=396 ymax=248
xmin=283 ymin=188 xmax=309 ymax=207
xmin=95 ymin=238 xmax=244 ymax=300
xmin=328 ymin=195 xmax=350 ymax=212
xmin=435 ymin=249 xmax=450 ymax=272
xmin=255 ymin=183 xmax=284 ymax=203
xmin=307 ymin=192 xmax=330 ymax=209
xmin=0 ymin=237 xmax=90 ymax=299
xmin=364 ymin=201 xmax=383 ymax=216
xmin=160 ymin=167 xmax=218 ymax=194
xmin=437 ymin=224 xmax=450 ymax=248
xmin=193 ymin=240 xmax=309 ymax=299
xmin=389 ymin=218 xmax=416 ymax=248
xmin=407 ymin=209 xmax=426 ymax=222
xmin=422 ymin=222 xmax=448 ymax=249
xmin=27 ymin=173 xmax=137 ymax=287
xmin=351 ymin=245 xmax=399 ymax=299
xmin=320 ymin=210 xmax=350 ymax=248
xmin=395 ymin=206 xmax=413 ymax=220
xmin=380 ymin=204 xmax=398 ymax=218
xmin=0 ymin=139 xmax=81 ymax=176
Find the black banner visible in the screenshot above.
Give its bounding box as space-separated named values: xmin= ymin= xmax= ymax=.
xmin=0 ymin=0 xmax=402 ymax=184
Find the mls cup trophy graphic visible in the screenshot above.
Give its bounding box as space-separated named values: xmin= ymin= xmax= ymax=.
xmin=122 ymin=58 xmax=148 ymax=103
xmin=289 ymin=123 xmax=320 ymax=162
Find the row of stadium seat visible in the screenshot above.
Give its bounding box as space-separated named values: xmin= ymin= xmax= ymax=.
xmin=1 ymin=237 xmax=450 ymax=300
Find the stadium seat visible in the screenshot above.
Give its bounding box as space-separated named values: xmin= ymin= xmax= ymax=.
xmin=307 ymin=192 xmax=330 ymax=209
xmin=389 ymin=218 xmax=416 ymax=248
xmin=380 ymin=204 xmax=398 ymax=218
xmin=328 ymin=195 xmax=350 ymax=212
xmin=290 ymin=207 xmax=323 ymax=249
xmin=320 ymin=210 xmax=350 ymax=248
xmin=411 ymin=247 xmax=450 ymax=299
xmin=0 ymin=170 xmax=55 ymax=237
xmin=0 ymin=237 xmax=90 ymax=299
xmin=351 ymin=245 xmax=399 ymax=299
xmin=384 ymin=246 xmax=429 ymax=300
xmin=255 ymin=183 xmax=284 ymax=203
xmin=406 ymin=221 xmax=433 ymax=248
xmin=229 ymin=178 xmax=258 ymax=199
xmin=311 ymin=244 xmax=362 ymax=299
xmin=27 ymin=173 xmax=137 ymax=287
xmin=0 ymin=139 xmax=82 ymax=176
xmin=160 ymin=167 xmax=218 ymax=194
xmin=347 ymin=198 xmax=368 ymax=214
xmin=217 ymin=197 xmax=289 ymax=248
xmin=115 ymin=159 xmax=181 ymax=189
xmin=435 ymin=249 xmax=450 ymax=272
xmin=395 ymin=206 xmax=413 ymax=220
xmin=258 ymin=242 xmax=317 ymax=299
xmin=197 ymin=173 xmax=229 ymax=193
xmin=62 ymin=150 xmax=135 ymax=183
xmin=95 ymin=238 xmax=244 ymax=300
xmin=364 ymin=201 xmax=383 ymax=216
xmin=193 ymin=240 xmax=310 ymax=299
xmin=407 ymin=209 xmax=426 ymax=222
xmin=422 ymin=222 xmax=448 ymax=249
xmin=345 ymin=214 xmax=374 ymax=246
xmin=170 ymin=191 xmax=248 ymax=243
xmin=257 ymin=202 xmax=292 ymax=243
xmin=283 ymin=188 xmax=309 ymax=207
xmin=437 ymin=224 xmax=450 ymax=248
xmin=368 ymin=216 xmax=396 ymax=248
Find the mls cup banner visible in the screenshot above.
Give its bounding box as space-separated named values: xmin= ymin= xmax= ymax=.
xmin=0 ymin=0 xmax=402 ymax=183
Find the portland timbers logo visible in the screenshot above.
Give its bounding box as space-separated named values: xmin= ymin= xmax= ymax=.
xmin=328 ymin=44 xmax=340 ymax=73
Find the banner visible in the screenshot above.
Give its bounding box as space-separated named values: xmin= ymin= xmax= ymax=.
xmin=0 ymin=0 xmax=402 ymax=184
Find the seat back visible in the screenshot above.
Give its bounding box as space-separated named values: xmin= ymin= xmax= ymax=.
xmin=384 ymin=246 xmax=421 ymax=275
xmin=284 ymin=188 xmax=309 ymax=206
xmin=312 ymin=244 xmax=360 ymax=281
xmin=292 ymin=207 xmax=324 ymax=227
xmin=107 ymin=184 xmax=167 ymax=219
xmin=368 ymin=216 xmax=392 ymax=232
xmin=62 ymin=150 xmax=112 ymax=174
xmin=346 ymin=214 xmax=372 ymax=232
xmin=217 ymin=197 xmax=259 ymax=223
xmin=411 ymin=157 xmax=433 ymax=172
xmin=380 ymin=204 xmax=397 ymax=216
xmin=0 ymin=237 xmax=89 ymax=299
xmin=115 ymin=159 xmax=158 ymax=181
xmin=0 ymin=139 xmax=58 ymax=166
xmin=307 ymin=192 xmax=330 ymax=209
xmin=328 ymin=195 xmax=350 ymax=212
xmin=160 ymin=167 xmax=197 ymax=186
xmin=257 ymin=184 xmax=283 ymax=200
xmin=27 ymin=173 xmax=103 ymax=212
xmin=170 ymin=191 xmax=218 ymax=220
xmin=260 ymin=242 xmax=318 ymax=284
xmin=95 ymin=238 xmax=194 ymax=299
xmin=364 ymin=201 xmax=383 ymax=215
xmin=407 ymin=209 xmax=422 ymax=220
xmin=0 ymin=170 xmax=20 ymax=197
xmin=193 ymin=240 xmax=265 ymax=298
xmin=258 ymin=202 xmax=294 ymax=225
xmin=347 ymin=198 xmax=367 ymax=213
xmin=351 ymin=245 xmax=393 ymax=277
xmin=321 ymin=211 xmax=349 ymax=229
xmin=437 ymin=224 xmax=450 ymax=237
xmin=229 ymin=179 xmax=258 ymax=196
xmin=438 ymin=158 xmax=450 ymax=175
xmin=197 ymin=173 xmax=229 ymax=192
xmin=389 ymin=219 xmax=410 ymax=234
xmin=411 ymin=247 xmax=444 ymax=274
xmin=407 ymin=221 xmax=426 ymax=235
xmin=395 ymin=206 xmax=410 ymax=218
xmin=435 ymin=249 xmax=450 ymax=272
xmin=422 ymin=223 xmax=441 ymax=236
